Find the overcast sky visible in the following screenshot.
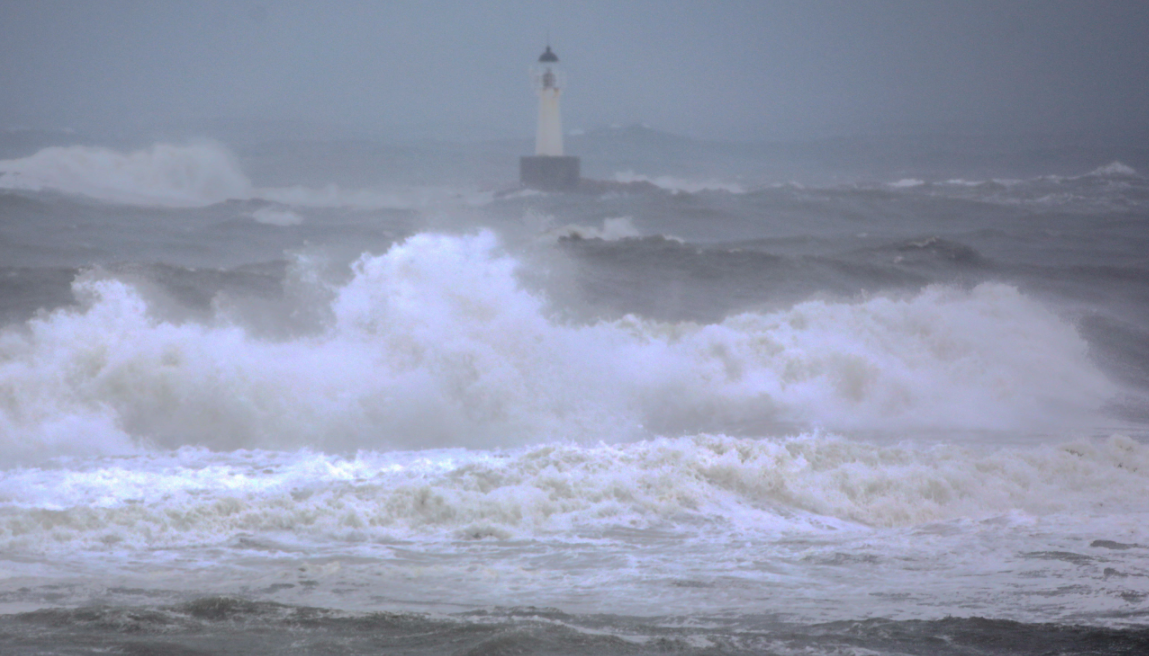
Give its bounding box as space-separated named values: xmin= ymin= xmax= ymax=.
xmin=2 ymin=0 xmax=1147 ymax=141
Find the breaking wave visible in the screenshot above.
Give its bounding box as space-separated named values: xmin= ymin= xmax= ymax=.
xmin=0 ymin=142 xmax=493 ymax=210
xmin=0 ymin=231 xmax=1115 ymax=462
xmin=0 ymin=432 xmax=1145 ymax=552
xmin=613 ymin=171 xmax=745 ymax=194
xmin=1089 ymin=161 xmax=1138 ymax=177
xmin=0 ymin=142 xmax=252 ymax=207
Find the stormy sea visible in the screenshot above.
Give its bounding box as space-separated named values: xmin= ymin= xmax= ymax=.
xmin=1 ymin=125 xmax=1147 ymax=655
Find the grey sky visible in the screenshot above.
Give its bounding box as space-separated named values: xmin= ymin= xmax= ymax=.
xmin=2 ymin=0 xmax=1147 ymax=141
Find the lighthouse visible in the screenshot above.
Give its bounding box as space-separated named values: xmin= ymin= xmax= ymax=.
xmin=520 ymin=44 xmax=580 ymax=190
xmin=534 ymin=45 xmax=564 ymax=156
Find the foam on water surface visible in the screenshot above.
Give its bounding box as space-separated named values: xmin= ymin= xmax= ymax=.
xmin=1 ymin=138 xmax=1146 ymax=631
xmin=0 ymin=143 xmax=252 ymax=208
xmin=0 ymin=433 xmax=1146 ymax=622
xmin=1 ymin=433 xmax=1146 ymax=548
xmin=0 ymin=232 xmax=1116 ymax=460
xmin=613 ymin=170 xmax=746 ymax=194
xmin=0 ymin=143 xmax=494 ymax=211
xmin=0 ymin=230 xmax=1140 ymax=621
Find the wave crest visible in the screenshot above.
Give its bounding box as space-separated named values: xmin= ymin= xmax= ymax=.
xmin=613 ymin=171 xmax=745 ymax=194
xmin=0 ymin=142 xmax=252 ymax=207
xmin=1089 ymin=161 xmax=1138 ymax=177
xmin=0 ymin=232 xmax=1116 ymax=460
xmin=1 ymin=433 xmax=1145 ymax=553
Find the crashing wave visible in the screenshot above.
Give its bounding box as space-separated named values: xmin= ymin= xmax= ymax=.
xmin=0 ymin=231 xmax=1116 ymax=462
xmin=0 ymin=142 xmax=494 ymax=210
xmin=613 ymin=171 xmax=745 ymax=194
xmin=0 ymin=142 xmax=252 ymax=207
xmin=1088 ymin=161 xmax=1138 ymax=177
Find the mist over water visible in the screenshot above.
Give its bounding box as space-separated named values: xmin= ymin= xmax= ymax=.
xmin=0 ymin=129 xmax=1147 ymax=654
xmin=3 ymin=1 xmax=1149 ymax=650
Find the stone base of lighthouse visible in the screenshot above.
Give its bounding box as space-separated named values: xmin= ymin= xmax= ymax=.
xmin=520 ymin=156 xmax=580 ymax=191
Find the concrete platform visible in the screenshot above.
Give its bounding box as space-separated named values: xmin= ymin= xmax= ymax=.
xmin=520 ymin=156 xmax=580 ymax=191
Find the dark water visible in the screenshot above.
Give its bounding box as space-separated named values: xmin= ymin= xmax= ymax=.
xmin=0 ymin=127 xmax=1147 ymax=654
xmin=4 ymin=599 xmax=1149 ymax=655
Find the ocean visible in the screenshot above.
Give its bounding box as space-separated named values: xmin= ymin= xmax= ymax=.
xmin=0 ymin=126 xmax=1147 ymax=654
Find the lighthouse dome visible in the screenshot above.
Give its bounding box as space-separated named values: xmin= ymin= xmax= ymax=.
xmin=538 ymin=46 xmax=559 ymax=63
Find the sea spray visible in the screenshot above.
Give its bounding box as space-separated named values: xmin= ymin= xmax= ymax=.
xmin=0 ymin=142 xmax=252 ymax=207
xmin=0 ymin=134 xmax=1147 ymax=637
xmin=1 ymin=433 xmax=1146 ymax=552
xmin=0 ymin=232 xmax=1115 ymax=462
xmin=0 ymin=143 xmax=494 ymax=211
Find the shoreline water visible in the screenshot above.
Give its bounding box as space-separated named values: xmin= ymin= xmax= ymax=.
xmin=1 ymin=131 xmax=1147 ymax=653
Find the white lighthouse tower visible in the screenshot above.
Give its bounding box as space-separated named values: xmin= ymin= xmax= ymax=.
xmin=534 ymin=45 xmax=564 ymax=156
xmin=520 ymin=44 xmax=580 ymax=190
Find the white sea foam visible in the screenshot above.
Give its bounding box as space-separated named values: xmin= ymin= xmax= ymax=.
xmin=0 ymin=142 xmax=494 ymax=210
xmin=0 ymin=232 xmax=1116 ymax=464
xmin=0 ymin=433 xmax=1145 ymax=553
xmin=251 ymin=206 xmax=304 ymax=226
xmin=1089 ymin=161 xmax=1138 ymax=177
xmin=0 ymin=142 xmax=252 ymax=207
xmin=882 ymin=164 xmax=1149 ymax=213
xmin=613 ymin=171 xmax=745 ymax=194
xmin=889 ymin=178 xmax=926 ymax=188
xmin=936 ymin=163 xmax=1140 ymax=189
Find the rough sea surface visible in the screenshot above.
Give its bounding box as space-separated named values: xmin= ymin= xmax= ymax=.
xmin=1 ymin=127 xmax=1147 ymax=654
